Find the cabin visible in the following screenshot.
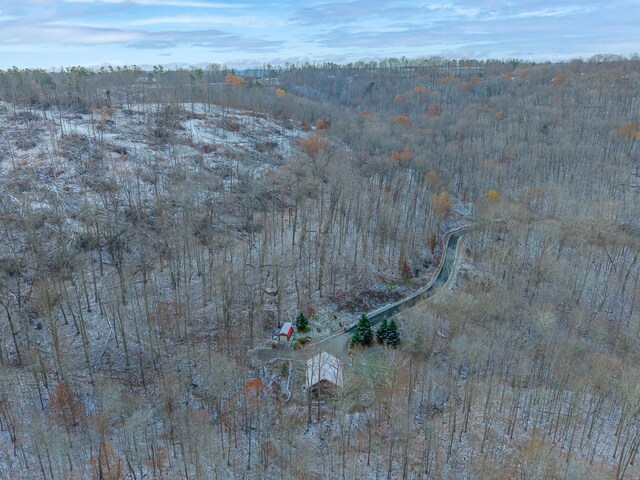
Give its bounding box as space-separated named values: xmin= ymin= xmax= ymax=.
xmin=278 ymin=322 xmax=294 ymax=342
xmin=306 ymin=352 xmax=344 ymax=401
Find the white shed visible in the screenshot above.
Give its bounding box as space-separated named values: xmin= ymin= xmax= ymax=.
xmin=306 ymin=352 xmax=343 ymax=400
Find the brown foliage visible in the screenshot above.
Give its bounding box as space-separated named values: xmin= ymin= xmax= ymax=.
xmin=225 ymin=73 xmax=245 ymax=88
xmin=440 ymin=75 xmax=456 ymax=83
xmin=49 ymin=381 xmax=84 ymax=428
xmin=427 ymin=232 xmax=437 ymax=253
xmin=300 ymin=134 xmax=327 ymax=159
xmin=427 ymin=104 xmax=441 ymax=117
xmin=243 ymin=378 xmax=265 ymax=395
xmin=424 ymin=170 xmax=439 ymax=189
xmin=395 ymin=113 xmax=411 ymax=127
xmin=142 ymin=445 xmax=168 ymax=474
xmin=487 ymin=189 xmax=501 ymax=201
xmin=154 ymin=301 xmax=186 ymax=331
xmin=414 ymin=86 xmax=430 ymax=94
xmin=88 ymin=441 xmax=125 ymax=480
xmin=399 ymin=253 xmax=411 ymax=280
xmin=316 ymin=119 xmax=331 ymax=130
xmin=394 ymin=94 xmax=404 ymax=103
xmin=618 ymin=123 xmax=639 ymax=138
xmin=431 ymin=191 xmax=453 ymax=219
xmin=389 ymin=147 xmax=415 ymax=165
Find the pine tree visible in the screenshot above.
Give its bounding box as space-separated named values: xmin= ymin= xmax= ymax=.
xmin=296 ymin=312 xmax=308 ymax=331
xmin=352 ymin=314 xmax=373 ymax=346
xmin=359 ymin=314 xmax=373 ymax=345
xmin=377 ymin=318 xmax=389 ymax=343
xmin=386 ymin=319 xmax=400 ymax=347
xmin=351 ymin=328 xmax=363 ymax=346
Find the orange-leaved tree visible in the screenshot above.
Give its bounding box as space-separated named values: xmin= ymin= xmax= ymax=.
xmin=300 ymin=134 xmax=327 ymax=159
xmin=424 ymin=170 xmax=439 ymax=189
xmin=243 ymin=378 xmax=265 ymax=395
xmin=49 ymin=381 xmax=85 ymax=428
xmin=432 ymin=191 xmax=453 ymax=219
xmin=389 ymin=147 xmax=415 ymax=165
xmin=487 ymin=189 xmax=501 ymax=202
xmin=395 ymin=113 xmax=411 ymax=127
xmin=619 ymin=123 xmax=640 ymax=139
xmin=225 ymin=72 xmax=245 ymax=88
xmin=427 ymin=104 xmax=441 ymax=117
xmin=316 ymin=119 xmax=331 ymax=130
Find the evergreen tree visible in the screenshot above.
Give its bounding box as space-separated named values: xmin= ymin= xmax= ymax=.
xmin=351 ymin=328 xmax=363 ymax=346
xmin=386 ymin=319 xmax=400 ymax=347
xmin=295 ymin=312 xmax=309 ymax=331
xmin=359 ymin=314 xmax=373 ymax=345
xmin=377 ymin=318 xmax=389 ymax=343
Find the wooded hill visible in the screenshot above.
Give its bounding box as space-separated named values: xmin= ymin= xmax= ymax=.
xmin=0 ymin=57 xmax=639 ymax=478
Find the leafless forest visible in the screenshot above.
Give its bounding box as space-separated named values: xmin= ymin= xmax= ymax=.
xmin=0 ymin=57 xmax=639 ymax=479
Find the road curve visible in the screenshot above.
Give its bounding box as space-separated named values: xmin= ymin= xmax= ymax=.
xmin=251 ymin=225 xmax=471 ymax=364
xmin=346 ymin=224 xmax=470 ymax=332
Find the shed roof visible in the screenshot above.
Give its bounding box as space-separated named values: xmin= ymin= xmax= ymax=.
xmin=306 ymin=352 xmax=344 ymax=389
xmin=279 ymin=322 xmax=293 ymax=336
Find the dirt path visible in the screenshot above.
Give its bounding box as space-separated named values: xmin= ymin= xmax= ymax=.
xmin=250 ymin=225 xmax=471 ymax=365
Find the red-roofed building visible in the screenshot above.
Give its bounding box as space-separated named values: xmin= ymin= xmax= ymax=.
xmin=279 ymin=322 xmax=293 ymax=342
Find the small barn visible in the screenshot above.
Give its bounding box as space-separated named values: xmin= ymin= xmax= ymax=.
xmin=278 ymin=322 xmax=294 ymax=342
xmin=306 ymin=352 xmax=344 ymax=401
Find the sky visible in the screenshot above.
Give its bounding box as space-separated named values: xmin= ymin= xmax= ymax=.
xmin=0 ymin=0 xmax=638 ymax=69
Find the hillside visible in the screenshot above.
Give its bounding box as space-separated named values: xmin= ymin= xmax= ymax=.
xmin=0 ymin=59 xmax=639 ymax=479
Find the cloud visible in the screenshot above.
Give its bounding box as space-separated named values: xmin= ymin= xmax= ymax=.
xmin=509 ymin=6 xmax=596 ymax=19
xmin=128 ymin=14 xmax=280 ymax=28
xmin=303 ymin=1 xmax=637 ymax=53
xmin=311 ymin=26 xmax=487 ymax=50
xmin=0 ymin=0 xmax=638 ymax=68
xmin=292 ymin=1 xmax=485 ymax=26
xmin=0 ymin=25 xmax=142 ymax=45
xmin=0 ymin=0 xmax=283 ymax=54
xmin=62 ymin=0 xmax=252 ymax=8
xmin=124 ymin=29 xmax=284 ymax=51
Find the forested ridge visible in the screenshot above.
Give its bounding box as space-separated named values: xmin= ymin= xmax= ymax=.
xmin=0 ymin=57 xmax=639 ymax=478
